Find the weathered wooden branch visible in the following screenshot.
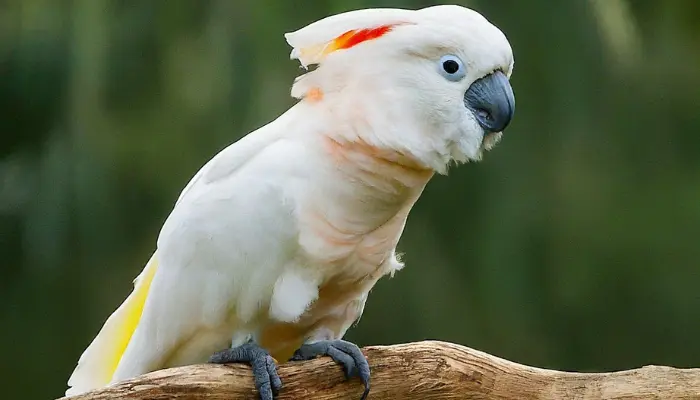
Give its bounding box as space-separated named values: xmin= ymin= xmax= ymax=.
xmin=59 ymin=340 xmax=700 ymax=400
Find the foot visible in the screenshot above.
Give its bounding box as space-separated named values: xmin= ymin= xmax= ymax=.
xmin=209 ymin=340 xmax=282 ymax=400
xmin=290 ymin=339 xmax=370 ymax=400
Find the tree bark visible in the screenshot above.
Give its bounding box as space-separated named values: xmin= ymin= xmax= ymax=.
xmin=58 ymin=340 xmax=700 ymax=400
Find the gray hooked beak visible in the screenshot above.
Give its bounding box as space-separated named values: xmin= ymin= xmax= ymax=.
xmin=464 ymin=70 xmax=515 ymax=134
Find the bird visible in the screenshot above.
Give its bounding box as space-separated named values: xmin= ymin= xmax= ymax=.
xmin=65 ymin=4 xmax=515 ymax=400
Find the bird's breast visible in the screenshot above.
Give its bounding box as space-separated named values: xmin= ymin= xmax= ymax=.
xmin=256 ymin=134 xmax=433 ymax=360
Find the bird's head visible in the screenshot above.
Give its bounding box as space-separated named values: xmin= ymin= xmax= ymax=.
xmin=285 ymin=5 xmax=515 ymax=174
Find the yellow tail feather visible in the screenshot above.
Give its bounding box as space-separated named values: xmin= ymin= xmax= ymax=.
xmin=66 ymin=254 xmax=159 ymax=396
xmin=104 ymin=255 xmax=159 ymax=378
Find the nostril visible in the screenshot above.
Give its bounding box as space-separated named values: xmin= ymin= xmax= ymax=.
xmin=475 ymin=108 xmax=492 ymax=123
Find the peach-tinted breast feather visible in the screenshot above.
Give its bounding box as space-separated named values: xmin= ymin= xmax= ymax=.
xmin=300 ymin=135 xmax=431 ymax=269
xmin=324 ymin=136 xmax=432 ymax=187
xmin=305 ymin=87 xmax=324 ymax=103
xmin=259 ymin=133 xmax=432 ymax=361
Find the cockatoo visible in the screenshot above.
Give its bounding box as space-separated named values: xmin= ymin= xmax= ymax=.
xmin=65 ymin=4 xmax=514 ymax=400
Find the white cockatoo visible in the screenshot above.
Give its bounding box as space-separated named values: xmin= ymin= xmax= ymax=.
xmin=65 ymin=4 xmax=515 ymax=400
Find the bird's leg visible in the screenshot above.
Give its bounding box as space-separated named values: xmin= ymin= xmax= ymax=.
xmin=289 ymin=339 xmax=370 ymax=400
xmin=209 ymin=339 xmax=282 ymax=400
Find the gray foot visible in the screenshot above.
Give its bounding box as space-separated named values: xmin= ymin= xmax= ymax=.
xmin=290 ymin=339 xmax=370 ymax=400
xmin=209 ymin=340 xmax=282 ymax=400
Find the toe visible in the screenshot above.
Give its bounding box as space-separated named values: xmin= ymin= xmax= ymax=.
xmin=330 ymin=341 xmax=370 ymax=399
xmin=251 ymin=356 xmax=275 ymax=400
xmin=290 ymin=341 xmax=330 ymax=361
xmin=208 ymin=349 xmax=230 ymax=364
xmin=266 ymin=355 xmax=282 ymax=394
xmin=207 ymin=342 xmax=282 ymax=400
xmin=326 ymin=346 xmax=357 ymax=379
xmin=290 ymin=340 xmax=370 ymax=400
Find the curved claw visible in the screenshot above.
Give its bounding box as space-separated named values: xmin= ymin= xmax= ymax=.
xmin=209 ymin=341 xmax=282 ymax=400
xmin=290 ymin=339 xmax=370 ymax=400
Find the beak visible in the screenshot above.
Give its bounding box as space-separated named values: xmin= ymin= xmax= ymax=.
xmin=464 ymin=70 xmax=515 ymax=134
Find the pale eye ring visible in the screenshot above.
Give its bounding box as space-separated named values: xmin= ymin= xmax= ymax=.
xmin=439 ymin=54 xmax=466 ymax=81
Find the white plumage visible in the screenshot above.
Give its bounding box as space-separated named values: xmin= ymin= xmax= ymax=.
xmin=66 ymin=4 xmax=514 ymax=397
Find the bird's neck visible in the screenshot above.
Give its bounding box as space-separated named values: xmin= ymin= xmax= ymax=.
xmin=308 ymin=111 xmax=434 ymax=240
xmin=322 ymin=134 xmax=434 ymax=189
xmin=291 ymin=86 xmax=436 ymax=242
xmin=290 ymin=98 xmax=434 ymax=282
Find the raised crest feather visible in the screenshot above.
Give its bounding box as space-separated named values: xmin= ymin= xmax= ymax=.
xmin=284 ymin=8 xmax=415 ymax=68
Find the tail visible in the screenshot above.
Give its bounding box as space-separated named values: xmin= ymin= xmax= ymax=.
xmin=65 ymin=253 xmax=159 ymax=396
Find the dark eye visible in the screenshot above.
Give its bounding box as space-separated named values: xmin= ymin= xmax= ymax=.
xmin=439 ymin=55 xmax=466 ymax=82
xmin=443 ymin=59 xmax=459 ymax=74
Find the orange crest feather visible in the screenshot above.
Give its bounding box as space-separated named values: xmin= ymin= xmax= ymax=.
xmin=328 ymin=25 xmax=395 ymax=52
xmin=289 ymin=23 xmax=400 ymax=68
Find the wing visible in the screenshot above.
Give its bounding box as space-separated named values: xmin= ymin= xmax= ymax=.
xmin=111 ymin=135 xmax=310 ymax=381
xmin=173 ymin=119 xmax=285 ymax=207
xmin=66 ymin=110 xmax=313 ymax=394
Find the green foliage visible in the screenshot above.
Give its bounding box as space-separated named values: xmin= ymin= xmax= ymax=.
xmin=1 ymin=1 xmax=699 ymax=398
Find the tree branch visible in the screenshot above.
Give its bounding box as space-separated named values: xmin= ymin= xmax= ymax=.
xmin=58 ymin=340 xmax=700 ymax=400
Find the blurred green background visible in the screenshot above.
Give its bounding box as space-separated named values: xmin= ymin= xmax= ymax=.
xmin=1 ymin=0 xmax=699 ymax=398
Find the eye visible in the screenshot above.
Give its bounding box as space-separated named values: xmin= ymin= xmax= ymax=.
xmin=439 ymin=55 xmax=466 ymax=81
